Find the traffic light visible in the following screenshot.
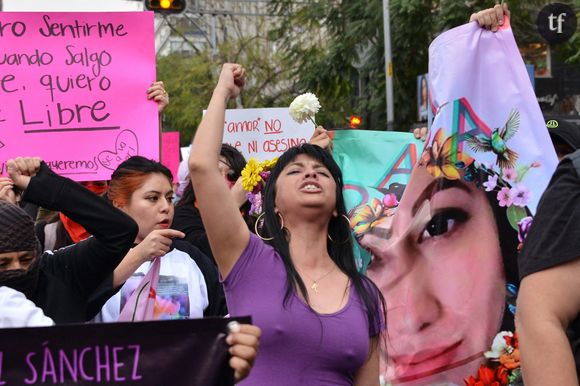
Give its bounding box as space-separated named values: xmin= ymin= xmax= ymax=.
xmin=144 ymin=0 xmax=186 ymax=14
xmin=349 ymin=115 xmax=362 ymax=129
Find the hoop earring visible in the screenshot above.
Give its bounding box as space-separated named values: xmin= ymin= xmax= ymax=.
xmin=328 ymin=214 xmax=351 ymax=244
xmin=254 ymin=212 xmax=284 ymax=241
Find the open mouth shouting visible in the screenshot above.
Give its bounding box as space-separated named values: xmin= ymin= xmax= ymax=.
xmin=299 ymin=181 xmax=322 ymax=193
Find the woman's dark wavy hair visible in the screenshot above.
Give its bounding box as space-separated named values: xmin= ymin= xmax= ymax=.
xmin=111 ymin=156 xmax=173 ymax=181
xmin=471 ymin=167 xmax=528 ymax=332
xmin=176 ymin=144 xmax=255 ymax=229
xmin=177 ymin=144 xmax=246 ymax=208
xmin=260 ymin=144 xmax=387 ymax=342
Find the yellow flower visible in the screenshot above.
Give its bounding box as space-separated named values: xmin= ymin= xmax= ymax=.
xmin=419 ymin=128 xmax=473 ymax=180
xmin=261 ymin=157 xmax=278 ymax=171
xmin=241 ymin=158 xmax=263 ymax=192
xmin=350 ymin=198 xmax=394 ymax=239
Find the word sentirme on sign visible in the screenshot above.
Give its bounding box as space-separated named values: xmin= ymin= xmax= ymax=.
xmin=0 ymin=13 xmax=158 ymax=181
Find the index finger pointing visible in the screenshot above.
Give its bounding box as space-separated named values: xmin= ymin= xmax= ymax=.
xmin=159 ymin=229 xmax=186 ymax=239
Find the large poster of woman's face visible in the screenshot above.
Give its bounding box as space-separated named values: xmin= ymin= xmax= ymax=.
xmin=340 ymin=20 xmax=558 ymax=386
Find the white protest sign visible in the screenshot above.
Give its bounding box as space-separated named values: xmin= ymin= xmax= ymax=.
xmin=180 ymin=145 xmax=191 ymax=161
xmin=220 ymin=107 xmax=315 ymax=160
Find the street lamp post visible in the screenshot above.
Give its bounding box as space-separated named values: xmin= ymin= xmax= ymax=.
xmin=383 ymin=0 xmax=394 ymax=130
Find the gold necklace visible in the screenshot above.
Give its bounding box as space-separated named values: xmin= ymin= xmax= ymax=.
xmin=299 ymin=265 xmax=337 ymax=294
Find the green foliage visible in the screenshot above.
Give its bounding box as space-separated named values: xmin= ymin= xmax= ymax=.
xmin=270 ymin=1 xmax=385 ymax=130
xmin=507 ymin=205 xmax=528 ymax=230
xmin=157 ymin=17 xmax=297 ymax=146
xmin=270 ymin=0 xmax=580 ymax=132
xmin=159 ymin=0 xmax=580 ymax=141
xmin=390 ymin=0 xmax=432 ymax=131
xmin=156 ymin=53 xmax=214 ymax=146
xmin=215 ymin=32 xmax=295 ymax=110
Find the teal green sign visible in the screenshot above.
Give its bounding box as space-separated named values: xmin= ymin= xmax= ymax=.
xmin=332 ymin=130 xmax=424 ymax=270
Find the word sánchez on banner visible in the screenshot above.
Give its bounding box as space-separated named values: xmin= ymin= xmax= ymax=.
xmin=0 ymin=343 xmax=142 ymax=385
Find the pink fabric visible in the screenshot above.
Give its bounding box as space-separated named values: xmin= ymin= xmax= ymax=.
xmin=364 ymin=17 xmax=558 ymax=385
xmin=118 ymin=257 xmax=161 ymax=322
xmin=161 ymin=132 xmax=180 ymax=182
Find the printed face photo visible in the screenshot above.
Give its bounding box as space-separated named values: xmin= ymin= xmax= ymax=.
xmin=362 ymin=165 xmax=505 ymax=385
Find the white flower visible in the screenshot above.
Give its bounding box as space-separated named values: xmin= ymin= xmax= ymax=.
xmin=483 ymin=174 xmax=498 ymax=192
xmin=484 ymin=331 xmax=513 ymax=359
xmin=289 ymin=92 xmax=321 ymax=124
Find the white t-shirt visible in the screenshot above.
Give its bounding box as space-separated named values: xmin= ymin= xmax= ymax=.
xmin=96 ymin=248 xmax=208 ymax=322
xmin=0 ymin=286 xmax=54 ymax=327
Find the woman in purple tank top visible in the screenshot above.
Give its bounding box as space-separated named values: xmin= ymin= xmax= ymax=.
xmin=189 ymin=64 xmax=386 ymax=386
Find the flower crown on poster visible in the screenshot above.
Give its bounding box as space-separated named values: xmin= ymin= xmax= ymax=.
xmin=350 ymin=108 xmax=537 ymax=254
xmin=466 ymin=331 xmax=522 ymax=386
xmin=419 ymin=108 xmax=537 ymax=247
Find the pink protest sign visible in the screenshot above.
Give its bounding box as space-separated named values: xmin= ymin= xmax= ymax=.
xmin=0 ymin=12 xmax=157 ymax=181
xmin=161 ymin=131 xmax=180 ymax=182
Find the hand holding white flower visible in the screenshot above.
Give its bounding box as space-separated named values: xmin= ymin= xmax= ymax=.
xmin=289 ymin=92 xmax=321 ymax=125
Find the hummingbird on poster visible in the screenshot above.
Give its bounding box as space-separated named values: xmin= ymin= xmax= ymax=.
xmin=467 ymin=109 xmax=520 ymax=169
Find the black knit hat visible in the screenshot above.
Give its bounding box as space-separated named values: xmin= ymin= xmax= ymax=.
xmin=0 ymin=201 xmax=40 ymax=254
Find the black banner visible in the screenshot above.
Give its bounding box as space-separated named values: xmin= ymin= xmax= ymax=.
xmin=0 ymin=316 xmax=250 ymax=385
